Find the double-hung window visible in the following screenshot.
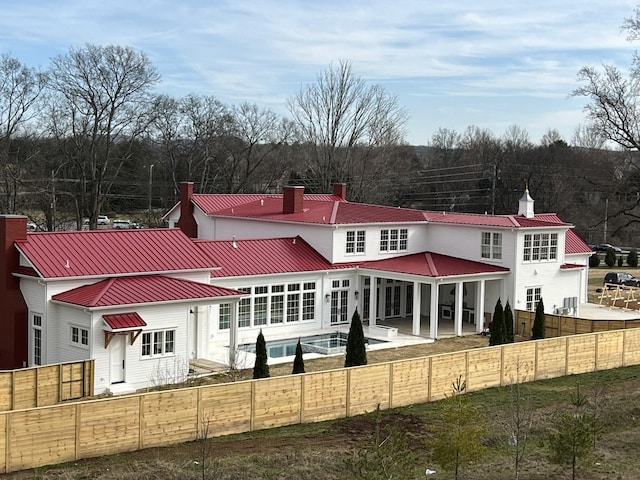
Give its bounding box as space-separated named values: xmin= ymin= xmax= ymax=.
xmin=346 ymin=230 xmax=366 ymax=255
xmin=380 ymin=228 xmax=408 ymax=252
xmin=526 ymin=287 xmax=542 ymax=311
xmin=141 ymin=329 xmax=175 ymax=358
xmin=71 ymin=326 xmax=89 ymax=347
xmin=523 ymin=233 xmax=558 ymax=262
xmin=481 ymin=232 xmax=502 ymax=260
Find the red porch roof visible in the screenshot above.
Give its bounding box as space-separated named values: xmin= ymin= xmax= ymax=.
xmin=15 ymin=228 xmax=218 ymax=278
xmin=103 ymin=312 xmax=147 ymax=330
xmin=360 ymin=252 xmax=509 ymax=277
xmin=52 ymin=275 xmax=245 ymax=308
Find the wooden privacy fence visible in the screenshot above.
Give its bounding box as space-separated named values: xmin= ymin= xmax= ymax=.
xmin=2 ymin=329 xmax=640 ymax=473
xmin=0 ymin=360 xmax=93 ymax=411
xmin=516 ymin=309 xmax=640 ymax=339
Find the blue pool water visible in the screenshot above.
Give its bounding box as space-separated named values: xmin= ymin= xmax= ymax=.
xmin=238 ymin=332 xmax=387 ymax=358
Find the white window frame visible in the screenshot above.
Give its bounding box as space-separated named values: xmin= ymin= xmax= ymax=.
xmin=141 ymin=329 xmax=176 ymax=358
xmin=526 ymin=287 xmax=542 ymax=311
xmin=523 ymin=233 xmax=558 ymax=262
xmin=481 ymin=232 xmax=502 ymax=260
xmin=70 ymin=325 xmax=89 ymax=349
xmin=380 ymin=228 xmax=408 ymax=253
xmin=33 ymin=314 xmax=42 ymax=366
xmin=346 ymin=230 xmax=366 ymax=255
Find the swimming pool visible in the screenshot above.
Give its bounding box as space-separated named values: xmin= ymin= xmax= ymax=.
xmin=238 ymin=332 xmax=387 ymax=358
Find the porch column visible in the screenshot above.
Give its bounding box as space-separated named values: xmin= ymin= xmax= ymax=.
xmin=368 ymin=275 xmax=377 ymax=326
xmin=454 ymin=282 xmax=464 ymax=336
xmin=229 ymin=301 xmax=238 ymax=366
xmin=476 ymin=280 xmax=486 ymax=333
xmin=429 ymin=283 xmax=438 ymax=339
xmin=412 ymin=281 xmax=421 ymax=336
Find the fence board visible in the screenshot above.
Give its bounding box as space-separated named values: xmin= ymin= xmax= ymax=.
xmin=0 ymin=375 xmax=11 ymax=411
xmin=348 ymin=364 xmax=390 ymax=415
xmin=502 ymin=343 xmax=536 ymax=385
xmin=535 ymin=337 xmax=567 ymax=380
xmin=302 ymin=370 xmax=348 ymax=422
xmin=199 ymin=382 xmax=252 ymax=435
xmin=566 ymin=336 xmax=597 ymax=375
xmin=141 ymin=389 xmax=198 ymax=447
xmin=253 ymin=376 xmax=301 ymax=430
xmin=597 ymin=331 xmax=625 ymax=370
xmin=8 ymin=404 xmax=76 ymax=472
xmin=12 ymin=370 xmax=37 ymax=410
xmin=430 ymin=353 xmax=467 ymax=400
xmin=78 ymin=397 xmax=140 ymax=457
xmin=467 ymin=348 xmax=503 ymax=391
xmin=35 ymin=366 xmax=60 ymax=407
xmin=391 ymin=358 xmax=429 ymax=407
xmin=623 ymin=330 xmax=640 ymax=366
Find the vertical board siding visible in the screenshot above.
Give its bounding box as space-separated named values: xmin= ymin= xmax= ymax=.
xmin=78 ymin=397 xmax=140 ymax=457
xmin=253 ymin=376 xmax=302 ymax=430
xmin=430 ymin=353 xmax=467 ymax=400
xmin=199 ymin=382 xmax=252 ymax=435
xmin=302 ymin=370 xmax=348 ymax=422
xmin=141 ymin=389 xmax=198 ymax=447
xmin=12 ymin=370 xmax=37 ymax=410
xmin=566 ymin=336 xmax=597 ymax=374
xmin=0 ymin=376 xmax=11 ymax=411
xmin=391 ymin=358 xmax=429 ymax=407
xmin=466 ymin=348 xmax=503 ymax=391
xmin=534 ymin=338 xmax=567 ymax=380
xmin=8 ymin=404 xmax=77 ymax=472
xmin=8 ymin=329 xmax=640 ymax=473
xmin=348 ymin=364 xmax=390 ymax=415
xmin=35 ymin=366 xmax=60 ymax=406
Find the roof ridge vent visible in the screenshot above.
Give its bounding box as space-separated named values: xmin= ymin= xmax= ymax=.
xmin=65 ymin=259 xmax=70 ymax=269
xmin=232 ymin=236 xmax=238 ymax=248
xmin=292 ymin=238 xmax=296 ymax=245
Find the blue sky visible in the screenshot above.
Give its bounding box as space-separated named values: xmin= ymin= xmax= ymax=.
xmin=1 ymin=0 xmax=638 ymax=145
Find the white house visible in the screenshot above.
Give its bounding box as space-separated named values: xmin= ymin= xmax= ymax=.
xmin=0 ymin=181 xmax=591 ymax=394
xmin=166 ymin=182 xmax=592 ymax=355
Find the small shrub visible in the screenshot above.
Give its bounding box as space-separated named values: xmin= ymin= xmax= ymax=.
xmin=589 ymin=253 xmax=600 ymax=268
xmin=531 ymin=298 xmax=545 ymax=340
xmin=345 ymin=309 xmax=367 ymax=367
xmin=618 ymin=256 xmax=623 ymax=267
xmin=628 ymin=249 xmax=638 ymax=268
xmin=292 ymin=338 xmax=305 ymax=374
xmin=605 ymin=247 xmax=617 ymax=268
xmin=253 ymin=330 xmax=270 ymax=379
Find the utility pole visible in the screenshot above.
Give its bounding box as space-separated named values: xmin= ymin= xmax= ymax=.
xmin=148 ymin=164 xmax=154 ymax=227
xmin=604 ymin=198 xmax=608 ymax=243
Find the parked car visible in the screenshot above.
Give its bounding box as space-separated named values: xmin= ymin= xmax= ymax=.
xmin=593 ymin=243 xmax=623 ymax=254
xmin=26 ymin=221 xmax=37 ymax=232
xmin=112 ymin=219 xmax=132 ymax=229
xmin=604 ymin=272 xmax=635 ymax=285
xmin=624 ymin=278 xmax=640 ymax=288
xmin=97 ymin=215 xmax=110 ymax=225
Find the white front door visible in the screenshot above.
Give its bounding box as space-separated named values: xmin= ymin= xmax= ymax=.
xmin=110 ymin=335 xmax=126 ymax=384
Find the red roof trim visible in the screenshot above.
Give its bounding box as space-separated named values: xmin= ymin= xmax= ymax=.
xmin=103 ymin=312 xmax=147 ymax=330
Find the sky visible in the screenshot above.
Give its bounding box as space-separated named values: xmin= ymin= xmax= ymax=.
xmin=1 ymin=0 xmax=638 ymax=146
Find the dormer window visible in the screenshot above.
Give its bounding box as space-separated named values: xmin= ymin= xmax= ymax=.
xmin=380 ymin=228 xmax=408 ymax=252
xmin=346 ymin=230 xmax=366 ymax=255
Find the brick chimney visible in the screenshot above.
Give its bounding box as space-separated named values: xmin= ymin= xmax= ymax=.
xmin=0 ymin=215 xmax=28 ymax=368
xmin=333 ymin=183 xmax=347 ymax=199
xmin=177 ymin=182 xmax=198 ymax=238
xmin=282 ymin=186 xmax=304 ymax=214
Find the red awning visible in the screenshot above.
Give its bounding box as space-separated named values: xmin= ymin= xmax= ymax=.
xmin=103 ymin=312 xmax=146 ymax=330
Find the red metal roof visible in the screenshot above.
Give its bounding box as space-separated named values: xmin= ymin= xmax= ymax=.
xmin=360 ymin=252 xmax=509 ymax=277
xmin=532 ymin=214 xmax=592 ymax=254
xmin=197 ymin=237 xmax=352 ymax=278
xmin=423 ymin=211 xmax=570 ymax=228
xmin=52 ymin=275 xmax=245 ymax=307
xmin=192 ymin=193 xmax=344 ymax=215
xmin=15 ymin=228 xmax=219 ymax=278
xmin=103 ymin=312 xmax=147 ymax=330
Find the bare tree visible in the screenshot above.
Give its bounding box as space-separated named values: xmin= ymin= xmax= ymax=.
xmin=0 ymin=53 xmax=47 ymax=213
xmin=287 ymin=60 xmax=408 ymax=194
xmin=45 ymin=44 xmax=159 ymax=229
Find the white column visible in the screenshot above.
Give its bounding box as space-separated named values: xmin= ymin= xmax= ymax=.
xmin=454 ymin=282 xmax=464 ymax=336
xmin=412 ymin=281 xmax=421 ymax=336
xmin=429 ymin=283 xmax=438 ymax=339
xmin=476 ymin=280 xmax=486 ymax=333
xmin=229 ymin=301 xmax=238 ymax=366
xmin=369 ymin=275 xmax=377 ymax=326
